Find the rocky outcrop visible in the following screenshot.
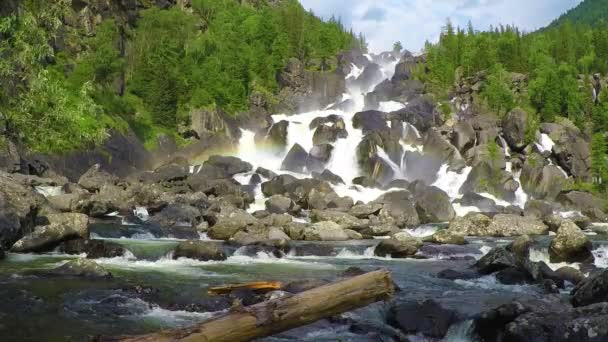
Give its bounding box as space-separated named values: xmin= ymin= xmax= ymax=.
xmin=549 ymin=219 xmax=594 ymax=263
xmin=207 ymin=208 xmax=256 ymax=240
xmin=11 ymin=213 xmax=89 ymax=253
xmin=474 ymin=300 xmax=608 ymax=342
xmin=460 ymin=162 xmax=518 ymax=202
xmin=59 ymin=238 xmax=126 ymax=259
xmin=275 ymin=58 xmax=345 ymax=113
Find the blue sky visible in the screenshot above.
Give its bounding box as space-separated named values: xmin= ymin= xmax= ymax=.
xmin=299 ymin=0 xmax=583 ymax=52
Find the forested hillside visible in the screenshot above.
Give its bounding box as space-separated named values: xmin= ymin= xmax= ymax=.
xmin=418 ymin=19 xmax=608 ymax=194
xmin=547 ymin=0 xmax=608 ymax=29
xmin=0 ymin=0 xmax=364 ymax=153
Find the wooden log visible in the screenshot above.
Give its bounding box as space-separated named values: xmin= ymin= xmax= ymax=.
xmin=107 ymin=269 xmax=394 ymax=342
xmin=207 ymin=281 xmax=283 ymax=296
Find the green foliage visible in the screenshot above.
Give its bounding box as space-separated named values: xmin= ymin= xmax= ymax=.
xmin=591 ymin=132 xmax=608 ymax=191
xmin=547 ymin=0 xmax=608 ymax=30
xmin=482 ymin=63 xmax=514 ymax=116
xmin=0 ymin=0 xmax=359 ymax=152
xmin=487 ymin=140 xmax=500 ymax=162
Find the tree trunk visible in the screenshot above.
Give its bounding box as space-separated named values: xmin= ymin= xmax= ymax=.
xmin=104 ymin=269 xmax=394 ymax=342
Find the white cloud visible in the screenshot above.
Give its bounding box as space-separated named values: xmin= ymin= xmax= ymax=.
xmin=299 ymin=0 xmax=583 ymax=52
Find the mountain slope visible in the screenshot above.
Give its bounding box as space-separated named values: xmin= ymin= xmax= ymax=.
xmin=547 ymin=0 xmax=608 ymax=28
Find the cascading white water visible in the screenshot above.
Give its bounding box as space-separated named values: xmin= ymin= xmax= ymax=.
xmin=234 ymin=54 xmax=526 ymax=211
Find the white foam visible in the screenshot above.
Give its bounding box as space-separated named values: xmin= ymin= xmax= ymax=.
xmin=455 ymin=275 xmax=537 ymax=293
xmin=593 ymin=245 xmax=608 ymax=268
xmin=432 ymin=165 xmax=472 ymax=200
xmin=537 ymin=133 xmax=555 ymax=153
xmin=405 ymin=225 xmax=439 ymax=238
xmin=346 ymin=63 xmax=363 ymax=80
xmin=529 ymin=248 xmax=580 ymax=270
xmin=35 ymin=185 xmax=64 ymax=197
xmin=133 ymin=207 xmax=149 ymax=221
xmin=379 ymin=101 xmax=405 ymax=112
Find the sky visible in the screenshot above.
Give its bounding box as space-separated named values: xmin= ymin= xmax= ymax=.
xmin=299 ymin=0 xmax=583 ymax=52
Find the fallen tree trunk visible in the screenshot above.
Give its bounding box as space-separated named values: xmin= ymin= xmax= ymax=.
xmin=108 ymin=269 xmax=393 ymax=342
xmin=207 ymin=281 xmax=283 ymax=296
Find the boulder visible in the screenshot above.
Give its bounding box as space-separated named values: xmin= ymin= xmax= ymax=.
xmin=45 ymin=258 xmax=112 ymax=278
xmin=140 ymin=163 xmax=188 ymax=184
xmin=359 ymin=224 xmax=400 ymax=237
xmin=475 ymin=246 xmax=518 ymax=274
xmin=0 ymin=172 xmax=45 ymax=249
xmin=460 ymin=162 xmax=518 ymax=202
xmin=148 ymin=203 xmax=201 ymax=232
xmin=483 ymin=214 xmax=549 ymax=237
xmin=11 ymin=213 xmax=89 ymax=253
xmin=204 ymin=155 xmax=253 ymax=177
xmin=455 ymin=192 xmax=500 ymax=213
xmin=423 ymin=129 xmax=466 ymax=171
xmin=447 ymin=213 xmax=492 ymax=236
xmin=474 ymin=300 xmax=608 ymax=342
xmin=506 ymin=235 xmax=533 ymax=260
xmin=373 ymin=191 xmax=420 ymax=227
xmin=555 ymin=266 xmax=585 ymax=285
xmin=207 ymin=208 xmax=256 ymax=240
xmin=374 ymin=232 xmax=422 ymax=258
xmin=409 ymin=182 xmax=455 ymax=223
xmin=58 ymin=238 xmax=126 ymax=259
xmin=553 ymin=131 xmax=592 ymax=180
xmin=310 ymin=210 xmax=366 ymax=231
xmin=520 ymin=153 xmax=567 ymax=200
xmin=549 ymin=220 xmax=594 ymax=263
xmin=450 ymin=120 xmax=476 ymax=153
xmin=312 ymin=125 xmax=346 ymax=145
xmin=311 ymin=169 xmax=344 ymax=185
xmin=78 ymin=164 xmax=118 ymax=192
xmin=557 ymin=191 xmax=607 ymax=222
xmin=307 ymin=145 xmax=334 ymax=172
xmin=303 ymin=221 xmax=350 ymax=241
xmin=388 ymin=299 xmax=460 ymax=339
xmin=349 ymin=203 xmax=383 ymax=218
xmin=523 ymin=199 xmax=554 ymax=220
xmin=256 ymin=167 xmax=277 ymax=180
xmin=352 ymin=110 xmax=388 ymax=133
xmin=571 ymin=269 xmax=608 ymax=307
xmin=265 ymin=120 xmax=289 ymax=150
xmin=280 ymin=143 xmax=309 ymax=173
xmin=428 ymin=229 xmax=466 ymax=245
xmin=173 ymin=241 xmax=226 ymax=261
xmin=265 ymin=195 xmax=295 ymax=214
xmin=501 ymin=109 xmax=529 ymax=152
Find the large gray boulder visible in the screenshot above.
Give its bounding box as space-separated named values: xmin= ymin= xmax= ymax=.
xmin=11 ymin=213 xmax=89 ymax=253
xmin=265 ymin=195 xmax=295 ymax=214
xmin=45 ymin=258 xmax=112 ymax=278
xmin=373 ymin=191 xmax=420 ymax=227
xmin=310 ymin=210 xmax=366 ymax=231
xmin=450 ymin=213 xmax=547 ymax=237
xmin=304 ymin=221 xmax=350 ymax=241
xmin=409 ymin=182 xmax=455 ymax=223
xmin=450 ymin=120 xmax=476 ymax=153
xmin=173 ymin=241 xmax=226 ymax=261
xmin=423 ymin=129 xmax=466 ymax=171
xmin=78 ymin=164 xmax=119 ymax=192
xmin=571 ymin=269 xmax=608 ymax=307
xmin=204 ymin=155 xmax=253 ymax=177
xmin=520 ymin=153 xmax=567 ymax=200
xmin=0 ymin=172 xmax=45 ymax=249
xmin=263 ymin=120 xmax=289 ymax=150
xmin=280 ymin=143 xmax=309 ymax=173
xmin=459 ymin=162 xmax=518 ymax=202
xmin=448 ymin=213 xmax=492 ymax=236
xmin=501 ymin=109 xmax=528 ymax=152
xmin=374 ymin=232 xmax=422 ymax=258
xmin=549 ymin=220 xmax=594 ymax=263
xmin=207 ymin=208 xmax=256 ymax=240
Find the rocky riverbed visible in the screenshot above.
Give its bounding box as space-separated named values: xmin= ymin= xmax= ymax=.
xmin=2 ymin=50 xmax=608 ymax=341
